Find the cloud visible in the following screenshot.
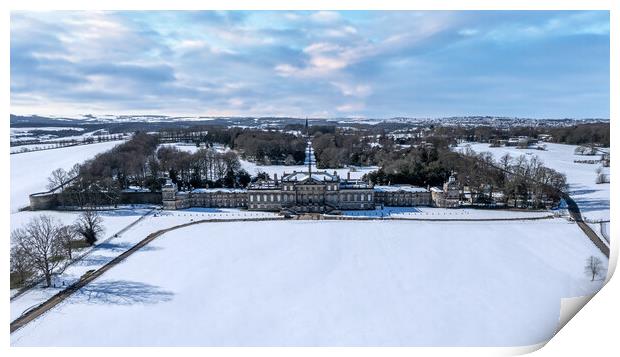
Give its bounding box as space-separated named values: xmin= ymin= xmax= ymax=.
xmin=310 ymin=11 xmax=341 ymax=23
xmin=331 ymin=82 xmax=372 ymax=97
xmin=10 ymin=10 xmax=610 ymax=118
xmin=337 ymin=102 xmax=365 ymax=113
xmin=458 ymin=28 xmax=479 ymax=37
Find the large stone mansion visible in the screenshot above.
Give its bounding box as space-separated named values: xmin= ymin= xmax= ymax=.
xmin=162 ymin=141 xmax=460 ymax=213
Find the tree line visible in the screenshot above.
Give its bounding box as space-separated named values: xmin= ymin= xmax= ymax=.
xmin=365 ymin=143 xmax=567 ymax=209
xmin=430 ymin=123 xmax=610 ymax=147
xmin=47 ymin=132 xmax=256 ymax=208
xmin=155 ymin=145 xmax=250 ymax=190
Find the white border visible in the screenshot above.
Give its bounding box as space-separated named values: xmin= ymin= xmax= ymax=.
xmin=2 ymin=1 xmax=617 ymax=356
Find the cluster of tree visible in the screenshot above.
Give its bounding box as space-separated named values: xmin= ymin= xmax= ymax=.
xmin=365 ymin=144 xmax=567 ymax=209
xmin=52 ymin=133 xmax=158 ymax=208
xmin=10 ymin=211 xmax=104 ymax=288
xmin=158 ymin=126 xmax=309 ymax=165
xmin=595 ymin=167 xmax=610 ymax=184
xmin=312 ymin=130 xmax=378 ymax=168
xmin=158 ymin=130 xmax=209 ymax=144
xmin=155 ymin=146 xmax=250 ymax=190
xmin=491 ymin=151 xmax=568 ymax=208
xmin=79 ymin=132 xmax=159 ymax=190
xmin=163 ymin=124 xmax=437 ymax=169
xmin=365 ymin=146 xmax=452 ymax=187
xmin=574 ymin=145 xmax=600 ymax=156
xmin=48 ymin=131 xmax=266 ymax=208
xmin=547 ymin=124 xmax=610 ymax=147
xmin=233 ymin=130 xmax=306 ymax=165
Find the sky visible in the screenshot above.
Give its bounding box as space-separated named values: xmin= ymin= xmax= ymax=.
xmin=10 ymin=10 xmax=610 ymax=119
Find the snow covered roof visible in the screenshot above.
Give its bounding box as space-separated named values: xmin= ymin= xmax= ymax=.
xmin=121 ymin=185 xmax=151 ymax=193
xmin=281 ymin=171 xmax=338 ymax=182
xmin=247 ymin=181 xmax=281 ymax=190
xmin=340 ymin=180 xmax=373 ymax=189
xmin=190 ymin=188 xmax=246 ymax=194
xmin=374 ymin=185 xmax=429 ymax=193
xmin=430 ymin=187 xmax=443 ymax=193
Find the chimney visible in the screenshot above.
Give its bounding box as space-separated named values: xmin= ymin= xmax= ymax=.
xmin=274 ymin=173 xmax=278 ymax=184
xmin=347 ymin=172 xmax=351 ymax=180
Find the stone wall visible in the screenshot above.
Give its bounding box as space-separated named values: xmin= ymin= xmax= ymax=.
xmin=29 ymin=191 xmax=162 ymax=210
xmin=29 ymin=193 xmax=59 ymax=210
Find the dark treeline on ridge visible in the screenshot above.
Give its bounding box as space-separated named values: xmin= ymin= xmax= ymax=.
xmin=436 ymin=123 xmax=610 ymax=147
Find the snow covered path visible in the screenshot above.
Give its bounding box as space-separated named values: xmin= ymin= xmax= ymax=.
xmin=11 ymin=219 xmax=606 ymax=347
xmin=10 ymin=140 xmax=124 ymax=212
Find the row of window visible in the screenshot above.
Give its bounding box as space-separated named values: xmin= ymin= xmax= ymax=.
xmin=249 ymin=193 xmax=374 ymax=203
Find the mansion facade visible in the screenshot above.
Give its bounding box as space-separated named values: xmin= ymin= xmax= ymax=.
xmin=162 ymin=140 xmax=460 ymax=213
xmin=162 ymin=170 xmax=460 ymax=213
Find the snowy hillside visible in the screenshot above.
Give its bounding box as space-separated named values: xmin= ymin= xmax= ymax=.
xmin=11 ymin=219 xmax=605 ymax=346
xmin=10 ymin=141 xmax=123 ymax=212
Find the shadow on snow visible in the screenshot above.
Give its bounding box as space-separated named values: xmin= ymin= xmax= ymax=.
xmin=73 ymin=280 xmax=174 ymax=305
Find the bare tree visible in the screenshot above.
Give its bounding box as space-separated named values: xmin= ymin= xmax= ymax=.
xmin=46 ymin=168 xmax=69 ymax=191
xmin=58 ymin=225 xmax=78 ymax=260
xmin=74 ymin=209 xmax=105 ymax=245
xmin=284 ymin=154 xmax=296 ymax=166
xmin=584 ymin=256 xmax=605 ymax=281
xmin=13 ymin=215 xmax=67 ymax=287
xmin=68 ymin=163 xmax=81 ymax=178
xmin=574 ymin=146 xmax=586 ymax=155
xmin=499 ymin=153 xmax=512 ymax=171
xmin=10 ymin=245 xmax=33 ymax=288
xmin=595 ymin=166 xmax=608 ymax=184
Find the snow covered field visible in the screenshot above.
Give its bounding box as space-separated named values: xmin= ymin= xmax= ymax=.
xmin=456 ymin=143 xmax=610 ymax=221
xmin=10 ymin=207 xmax=281 ymax=320
xmin=10 ymin=126 xmax=119 ymax=145
xmin=10 ymin=141 xmax=123 ymax=212
xmin=11 ymin=219 xmax=605 ymax=347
